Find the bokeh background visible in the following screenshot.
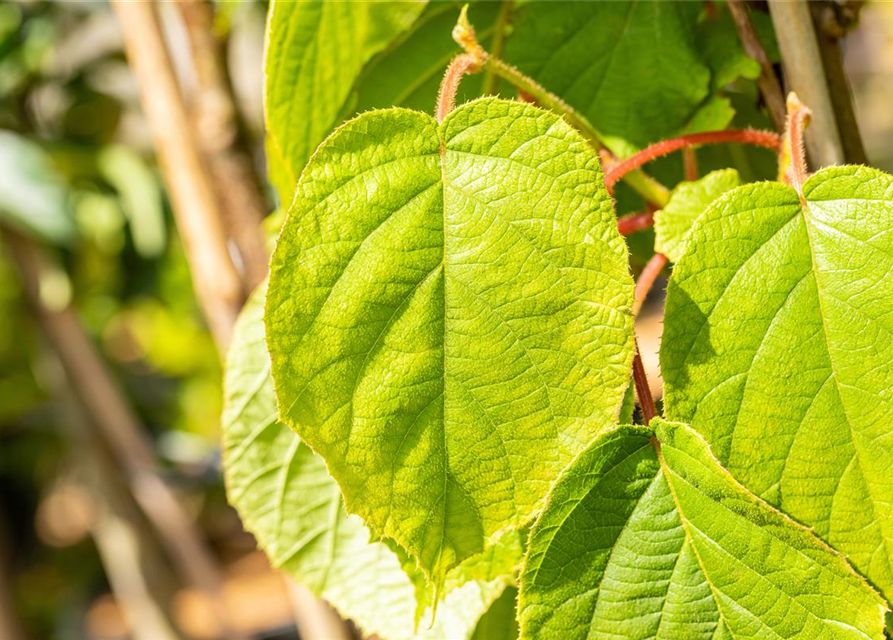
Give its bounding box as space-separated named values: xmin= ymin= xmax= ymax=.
xmin=0 ymin=2 xmax=890 ymax=639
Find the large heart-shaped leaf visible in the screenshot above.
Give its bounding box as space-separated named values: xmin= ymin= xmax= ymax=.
xmin=265 ymin=97 xmax=636 ymax=582
xmin=519 ymin=419 xmax=887 ymax=640
xmin=223 ymin=285 xmax=519 ymax=639
xmin=264 ymin=0 xmax=426 ymax=201
xmin=662 ymin=166 xmax=893 ymax=602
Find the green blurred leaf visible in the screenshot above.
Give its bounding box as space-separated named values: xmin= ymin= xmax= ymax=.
xmin=519 ymin=420 xmax=887 ymax=640
xmin=0 ymin=131 xmax=75 ymax=245
xmin=98 ymin=145 xmax=166 ymax=258
xmin=663 ymin=166 xmax=893 ymax=604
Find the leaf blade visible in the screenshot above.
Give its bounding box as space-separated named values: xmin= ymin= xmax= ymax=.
xmin=518 ymin=419 xmax=887 ymax=640
xmin=265 ymin=98 xmax=636 ymax=582
xmin=662 ymin=166 xmax=893 ymax=603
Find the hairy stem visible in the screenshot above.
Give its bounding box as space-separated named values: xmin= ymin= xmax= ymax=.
xmin=436 ymin=53 xmax=482 ymax=123
xmin=604 ymin=130 xmax=782 ymax=190
xmin=781 ymin=92 xmax=812 ymax=195
xmin=633 ymin=253 xmax=668 ymax=317
xmin=617 ymin=209 xmax=655 ymax=236
xmin=727 ymin=0 xmax=787 ymax=132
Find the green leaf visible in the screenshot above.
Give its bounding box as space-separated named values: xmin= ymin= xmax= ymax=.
xmin=504 ymin=2 xmax=711 ymax=154
xmin=0 ymin=131 xmax=75 ymax=245
xmin=265 ymin=97 xmax=636 ymax=583
xmin=519 ymin=419 xmax=887 ymax=640
xmin=263 ymin=0 xmax=425 ymax=201
xmin=654 ymin=169 xmax=741 ymax=263
xmin=352 ymin=2 xmax=503 ymax=114
xmin=471 ymin=586 xmax=519 ymax=640
xmin=223 ymin=284 xmax=517 ymax=639
xmin=662 ymin=166 xmax=893 ymax=603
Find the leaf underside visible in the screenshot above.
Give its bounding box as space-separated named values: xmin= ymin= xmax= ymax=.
xmin=519 ymin=419 xmax=887 ymax=640
xmin=223 ymin=285 xmax=517 ymax=640
xmin=264 ymin=97 xmax=636 ymax=582
xmin=662 ymin=166 xmax=893 ymax=604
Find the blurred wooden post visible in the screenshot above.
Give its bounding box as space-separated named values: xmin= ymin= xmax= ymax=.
xmin=177 ymin=0 xmax=270 ymax=290
xmin=112 ymin=0 xmax=244 ymax=350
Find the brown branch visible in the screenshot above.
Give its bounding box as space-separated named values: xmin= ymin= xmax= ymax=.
xmin=3 ymin=230 xmax=241 ymax=640
xmin=617 ymin=209 xmax=655 ymax=236
xmin=808 ymin=0 xmax=868 ymax=165
xmin=112 ymin=0 xmax=243 ymax=350
xmin=727 ymin=0 xmax=787 ymax=132
xmin=177 ymin=0 xmax=270 ymax=290
xmin=632 ymin=345 xmax=657 ymax=425
xmin=767 ymin=0 xmax=846 ymax=167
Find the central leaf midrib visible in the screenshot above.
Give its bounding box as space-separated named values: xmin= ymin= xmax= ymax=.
xmin=799 ymin=197 xmax=893 ymax=587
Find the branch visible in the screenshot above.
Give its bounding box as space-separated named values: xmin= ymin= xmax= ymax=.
xmin=808 ymin=0 xmax=868 ymax=164
xmin=767 ymin=0 xmax=846 ymax=167
xmin=177 ymin=0 xmax=270 ymax=290
xmin=112 ymin=0 xmax=243 ymax=350
xmin=727 ymin=0 xmax=787 ymax=132
xmin=632 ymin=345 xmax=657 ymax=425
xmin=633 ymin=253 xmax=668 ymax=317
xmin=3 ymin=230 xmax=241 ymax=640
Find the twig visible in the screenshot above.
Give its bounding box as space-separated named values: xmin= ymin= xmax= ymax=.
xmin=3 ymin=229 xmax=241 ymax=640
xmin=767 ymin=0 xmax=845 ymax=167
xmin=632 ymin=345 xmax=657 ymax=425
xmin=177 ymin=0 xmax=270 ymax=290
xmin=727 ymin=0 xmax=787 ymax=131
xmin=112 ymin=0 xmax=243 ymax=350
xmin=604 ymin=129 xmax=781 ymax=190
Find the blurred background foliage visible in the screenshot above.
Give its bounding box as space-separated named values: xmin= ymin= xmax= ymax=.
xmin=0 ymin=1 xmax=890 ymax=639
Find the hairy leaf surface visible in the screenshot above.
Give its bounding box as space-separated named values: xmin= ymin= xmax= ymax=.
xmin=264 ymin=0 xmax=425 ymax=201
xmin=265 ymin=98 xmax=636 ymax=582
xmin=654 ymin=169 xmax=741 ymax=263
xmin=662 ymin=166 xmax=893 ymax=602
xmin=519 ymin=419 xmax=887 ymax=640
xmin=223 ymin=286 xmax=518 ymax=639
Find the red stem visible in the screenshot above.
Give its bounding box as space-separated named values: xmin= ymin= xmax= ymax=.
xmin=682 ymin=147 xmax=699 ymax=182
xmin=632 ymin=345 xmax=656 ymax=425
xmin=617 ymin=209 xmax=655 ymax=236
xmin=785 ymin=98 xmax=811 ymax=195
xmin=436 ymin=53 xmax=479 ymax=123
xmin=605 ymin=129 xmax=782 ymax=191
xmin=633 ymin=253 xmax=668 ymax=317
